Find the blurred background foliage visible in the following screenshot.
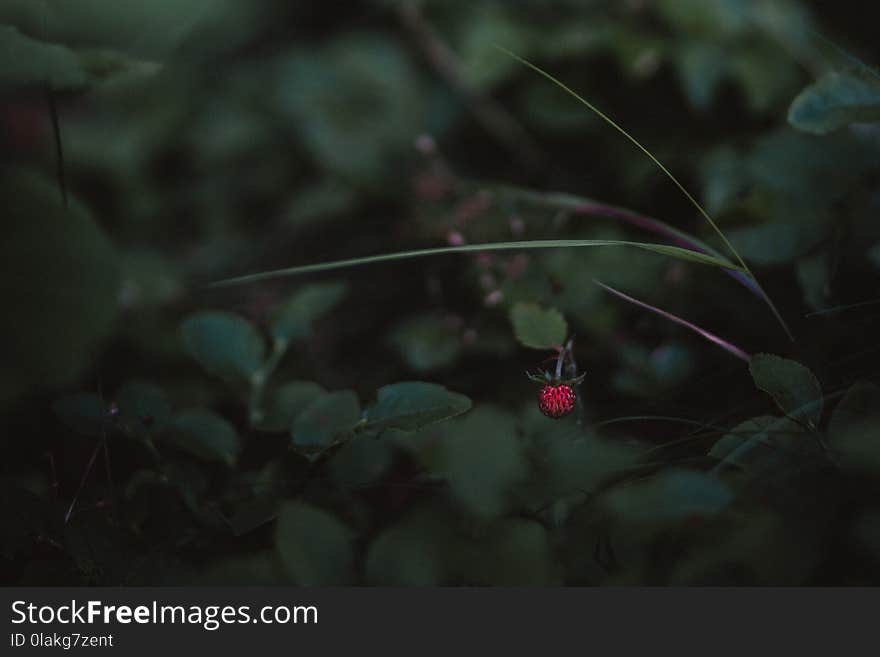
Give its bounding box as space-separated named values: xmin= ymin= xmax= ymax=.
xmin=3 ymin=0 xmax=880 ymax=585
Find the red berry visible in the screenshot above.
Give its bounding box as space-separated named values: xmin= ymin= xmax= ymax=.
xmin=538 ymin=384 xmax=576 ymax=419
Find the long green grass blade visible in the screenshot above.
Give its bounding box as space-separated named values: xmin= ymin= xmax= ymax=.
xmin=495 ymin=46 xmax=793 ymax=342
xmin=211 ymin=239 xmax=742 ymax=288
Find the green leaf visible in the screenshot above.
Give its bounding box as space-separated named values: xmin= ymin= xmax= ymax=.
xmin=291 ymin=391 xmax=360 ymax=449
xmin=180 ymin=312 xmax=265 ymax=381
xmin=426 ymin=407 xmax=527 ymax=517
xmin=828 ymin=381 xmax=880 ymax=441
xmin=749 ymin=353 xmax=823 ymax=426
xmin=53 ymin=393 xmax=110 ymax=436
xmin=389 ymin=315 xmax=461 ymax=372
xmin=0 ymin=25 xmax=158 ymax=91
xmin=256 ymin=381 xmax=326 ymax=432
xmin=270 ymin=282 xmax=347 ymax=341
xmin=709 ymin=415 xmax=809 ymax=473
xmin=328 ymin=433 xmax=394 ymax=488
xmin=365 ymin=382 xmax=472 ymax=432
xmin=834 ymin=419 xmax=880 ymax=474
xmin=510 ymin=303 xmax=567 ymax=349
xmin=275 ymin=501 xmax=354 ymax=585
xmin=276 ymin=35 xmax=423 ymax=188
xmin=228 ymin=498 xmax=280 ymax=538
xmin=1 ymin=170 xmax=118 ymax=407
xmin=604 ymin=468 xmax=733 ymax=525
xmin=788 ymin=72 xmax=880 ymax=135
xmin=0 ymin=0 xmax=259 ymax=59
xmin=116 ymin=381 xmax=171 ymax=433
xmin=0 ymin=25 xmax=86 ymax=89
xmin=163 ymin=409 xmax=241 ymax=465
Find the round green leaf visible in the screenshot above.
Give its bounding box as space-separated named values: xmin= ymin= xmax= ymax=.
xmin=275 ymin=501 xmax=354 ymax=585
xmin=270 ymin=282 xmax=347 ymax=342
xmin=389 ymin=315 xmax=461 ymax=372
xmin=788 ymin=72 xmax=880 ymax=135
xmin=428 ymin=407 xmax=527 ymax=518
xmin=365 ymin=382 xmax=472 ymax=432
xmin=749 ymin=353 xmax=823 ymax=426
xmin=1 ymin=171 xmax=119 ymax=407
xmin=510 ymin=303 xmax=568 ymax=350
xmin=256 ymin=380 xmax=326 ymax=432
xmin=291 ymin=391 xmax=360 ymax=449
xmin=179 ymin=312 xmax=265 ymax=381
xmin=163 ymin=409 xmax=241 ymax=465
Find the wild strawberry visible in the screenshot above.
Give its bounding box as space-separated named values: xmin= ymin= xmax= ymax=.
xmin=538 ymin=384 xmax=577 ymax=418
xmin=527 ymin=338 xmax=585 ymax=420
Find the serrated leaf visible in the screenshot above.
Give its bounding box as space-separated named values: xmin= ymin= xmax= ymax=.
xmin=275 ymin=501 xmax=354 ymax=585
xmin=749 ymin=353 xmax=823 ymax=426
xmin=510 ymin=303 xmax=567 ymax=349
xmin=180 ymin=312 xmax=265 ymax=381
xmin=270 ymin=282 xmax=347 ymax=341
xmin=163 ymin=409 xmax=240 ymax=465
xmin=365 ymin=382 xmax=472 ymax=432
xmin=788 ymin=71 xmax=880 ymax=135
xmin=291 ymin=390 xmax=360 ymax=449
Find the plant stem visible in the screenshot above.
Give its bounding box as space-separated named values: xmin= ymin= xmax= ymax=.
xmin=249 ymin=337 xmax=289 ymax=427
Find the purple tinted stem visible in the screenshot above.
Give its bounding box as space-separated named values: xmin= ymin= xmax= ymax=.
xmin=595 ymin=280 xmax=751 ymax=363
xmin=573 ymin=201 xmax=761 ymax=298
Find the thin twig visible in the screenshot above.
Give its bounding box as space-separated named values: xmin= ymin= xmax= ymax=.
xmin=397 ymin=1 xmax=546 ymax=170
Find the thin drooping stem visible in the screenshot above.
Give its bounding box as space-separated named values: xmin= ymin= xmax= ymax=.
xmin=595 ymin=279 xmax=751 ymax=362
xmin=495 ymin=46 xmax=793 ymax=342
xmin=65 ymin=441 xmax=102 ymax=524
xmin=249 ymin=337 xmax=290 ymax=426
xmin=46 ymin=86 xmax=67 ymax=208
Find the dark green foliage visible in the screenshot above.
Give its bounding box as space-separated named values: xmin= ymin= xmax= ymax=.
xmin=4 ymin=0 xmax=880 ymax=587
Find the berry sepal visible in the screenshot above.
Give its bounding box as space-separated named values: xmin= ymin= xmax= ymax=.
xmin=525 ymin=369 xmax=586 ymax=387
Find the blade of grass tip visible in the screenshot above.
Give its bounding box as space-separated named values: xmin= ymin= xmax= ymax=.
xmin=210 ymin=239 xmax=742 ymax=288
xmin=495 ymin=45 xmax=793 ymax=342
xmin=594 ymin=279 xmax=750 ymax=362
xmin=805 ymin=297 xmax=880 ymax=317
xmin=810 ymin=29 xmax=880 ymax=81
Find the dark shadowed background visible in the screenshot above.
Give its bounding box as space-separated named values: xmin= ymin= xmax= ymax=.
xmin=2 ymin=0 xmax=880 ymax=585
